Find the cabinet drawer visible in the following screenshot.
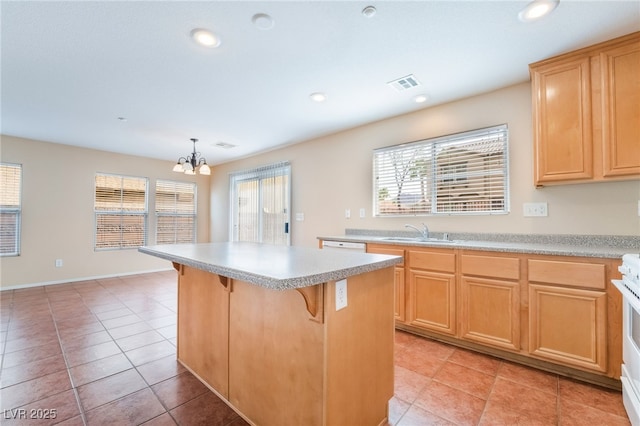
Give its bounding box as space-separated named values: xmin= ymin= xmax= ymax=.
xmin=367 ymin=245 xmax=405 ymax=267
xmin=528 ymin=259 xmax=606 ymax=290
xmin=408 ymin=250 xmax=455 ymax=273
xmin=461 ymin=254 xmax=520 ymax=280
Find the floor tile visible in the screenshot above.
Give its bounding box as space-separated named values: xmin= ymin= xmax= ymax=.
xmin=432 ymin=361 xmax=496 ymax=400
xmin=559 ymin=397 xmax=631 ymax=426
xmin=413 ymin=381 xmax=486 ymax=425
xmin=151 ymin=371 xmax=208 ymax=410
xmin=0 ymin=389 xmax=81 ymax=426
xmin=485 ymin=376 xmax=558 ymax=424
xmin=107 ymin=321 xmax=153 ymax=340
xmin=101 ymin=314 xmax=143 ymax=330
xmin=394 ymin=365 xmax=430 ymax=403
xmin=1 ymin=353 xmax=67 ymax=388
xmin=396 ymin=403 xmax=456 ymax=426
xmin=447 ymin=347 xmax=502 ymax=376
xmin=497 ymin=361 xmax=558 ymax=395
xmin=1 ymin=341 xmax=62 ymax=369
xmin=77 ymin=368 xmax=147 ymax=411
xmin=69 ymin=352 xmax=133 ymax=387
xmin=61 ymin=330 xmax=113 ymax=351
xmin=115 ymin=330 xmax=164 ymax=352
xmin=169 ymin=392 xmax=245 ymax=426
xmin=64 ymin=340 xmax=122 ymax=367
xmin=140 ymin=412 xmax=177 ymax=425
xmin=395 ymin=344 xmax=447 ymax=377
xmin=125 ymin=340 xmax=175 ymax=366
xmin=0 ymin=369 xmax=73 ymax=410
xmin=84 ymin=388 xmax=165 ymax=426
xmin=136 ymin=355 xmax=186 ymax=385
xmin=559 ymin=376 xmax=628 ymax=418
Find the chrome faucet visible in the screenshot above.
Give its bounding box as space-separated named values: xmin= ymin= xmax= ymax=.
xmin=405 ymin=223 xmax=429 ymax=240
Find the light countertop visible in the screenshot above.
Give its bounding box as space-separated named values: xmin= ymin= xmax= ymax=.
xmin=318 ymin=230 xmax=639 ymax=259
xmin=139 ymin=242 xmax=402 ymax=290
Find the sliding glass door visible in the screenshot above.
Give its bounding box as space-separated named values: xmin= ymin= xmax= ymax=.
xmin=230 ymin=162 xmax=291 ymax=245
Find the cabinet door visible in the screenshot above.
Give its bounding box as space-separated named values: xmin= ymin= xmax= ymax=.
xmin=408 ymin=269 xmax=456 ymax=335
xmin=394 ymin=267 xmax=406 ymax=322
xmin=177 ymin=266 xmax=230 ymax=396
xmin=529 ymin=284 xmax=607 ymax=372
xmin=531 ymin=56 xmax=593 ymax=185
xmin=460 ymin=276 xmax=520 ymax=351
xmin=601 ymin=40 xmax=640 ymax=177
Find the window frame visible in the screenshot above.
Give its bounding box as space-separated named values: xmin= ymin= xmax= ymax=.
xmin=373 ymin=124 xmax=510 ymax=217
xmin=155 ymin=179 xmax=197 ymax=245
xmin=229 ymin=161 xmax=291 ymax=245
xmin=94 ymin=173 xmax=149 ymax=251
xmin=0 ymin=162 xmax=22 ymax=257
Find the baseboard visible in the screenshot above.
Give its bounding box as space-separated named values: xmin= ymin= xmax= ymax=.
xmin=0 ymin=268 xmax=174 ymax=292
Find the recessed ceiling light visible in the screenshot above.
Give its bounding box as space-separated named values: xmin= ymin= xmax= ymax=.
xmin=414 ymin=94 xmax=428 ymax=103
xmin=310 ymin=92 xmax=327 ymax=102
xmin=252 ymin=13 xmax=275 ymax=30
xmin=518 ymin=0 xmax=559 ymax=22
xmin=117 ymin=116 xmax=127 ymax=122
xmin=190 ymin=28 xmax=221 ymax=48
xmin=362 ymin=6 xmax=377 ymax=18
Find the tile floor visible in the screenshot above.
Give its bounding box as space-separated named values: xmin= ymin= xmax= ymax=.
xmin=0 ymin=271 xmax=631 ymax=425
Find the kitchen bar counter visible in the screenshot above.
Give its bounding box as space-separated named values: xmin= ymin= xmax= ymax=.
xmin=318 ymin=231 xmax=638 ymax=258
xmin=139 ymin=242 xmax=401 ymax=426
xmin=139 ymin=242 xmax=401 ymax=289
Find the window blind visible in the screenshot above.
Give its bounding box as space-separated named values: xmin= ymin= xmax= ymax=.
xmin=229 ymin=161 xmax=291 ymax=245
xmin=0 ymin=163 xmax=22 ymax=256
xmin=156 ymin=180 xmax=196 ymax=244
xmin=374 ymin=124 xmax=509 ymax=216
xmin=94 ymin=173 xmax=148 ymax=249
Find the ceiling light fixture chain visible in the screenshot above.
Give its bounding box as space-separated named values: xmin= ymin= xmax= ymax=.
xmin=173 ymin=138 xmax=211 ymax=175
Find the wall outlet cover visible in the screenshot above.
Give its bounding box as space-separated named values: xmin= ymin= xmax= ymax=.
xmin=336 ymin=279 xmax=348 ymax=311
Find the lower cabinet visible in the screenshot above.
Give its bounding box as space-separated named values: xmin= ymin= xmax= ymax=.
xmin=409 ymin=269 xmax=456 ymax=335
xmin=529 ymin=284 xmax=607 ymax=372
xmin=367 ymin=242 xmax=622 ymax=383
xmin=460 ymin=253 xmax=521 ymax=351
xmin=407 ymin=249 xmax=457 ymax=335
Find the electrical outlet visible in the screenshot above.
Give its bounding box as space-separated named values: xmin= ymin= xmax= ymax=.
xmin=295 ymin=212 xmax=305 ymax=221
xmin=345 ymin=209 xmax=351 ymax=219
xmin=336 ymin=279 xmax=348 ymax=311
xmin=359 ymin=208 xmax=365 ymax=218
xmin=523 ymin=202 xmax=548 ymax=217
xmin=55 ymin=259 xmax=63 ymax=267
xmin=637 ymin=200 xmax=640 ymax=217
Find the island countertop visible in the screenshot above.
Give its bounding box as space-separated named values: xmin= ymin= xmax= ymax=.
xmin=139 ymin=242 xmax=402 ymax=290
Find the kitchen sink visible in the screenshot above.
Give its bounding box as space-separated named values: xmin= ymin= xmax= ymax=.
xmin=381 ymin=237 xmax=457 ymax=244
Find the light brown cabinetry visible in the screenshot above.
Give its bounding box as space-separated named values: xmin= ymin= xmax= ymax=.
xmin=368 ymin=242 xmax=623 ymax=387
xmin=368 ymin=244 xmax=406 ymax=322
xmin=530 ymin=31 xmax=640 ymax=187
xmin=460 ymin=254 xmax=521 ymax=352
xmin=527 ymin=259 xmax=608 ymax=373
xmin=176 ymin=263 xmax=395 ymax=426
xmin=407 ymin=249 xmax=457 ymax=335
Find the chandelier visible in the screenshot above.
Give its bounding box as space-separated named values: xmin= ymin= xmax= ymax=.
xmin=172 ymin=138 xmax=211 ymax=175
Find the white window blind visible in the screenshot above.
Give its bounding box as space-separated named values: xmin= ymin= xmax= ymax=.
xmin=95 ymin=173 xmax=148 ymax=250
xmin=0 ymin=163 xmax=22 ymax=256
xmin=230 ymin=161 xmax=291 ymax=245
xmin=374 ymin=124 xmax=509 ymax=216
xmin=156 ymin=180 xmax=196 ymax=244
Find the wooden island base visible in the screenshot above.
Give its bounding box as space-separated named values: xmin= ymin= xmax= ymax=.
xmin=174 ymin=263 xmax=396 ymax=426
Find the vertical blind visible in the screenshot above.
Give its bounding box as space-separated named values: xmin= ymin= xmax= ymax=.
xmin=373 ymin=124 xmax=509 ymax=216
xmin=94 ymin=173 xmax=148 ymax=249
xmin=0 ymin=163 xmax=22 ymax=256
xmin=155 ymin=180 xmax=196 ymax=244
xmin=230 ymin=161 xmax=291 ymax=245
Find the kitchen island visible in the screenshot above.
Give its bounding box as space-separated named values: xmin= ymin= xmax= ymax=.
xmin=139 ymin=242 xmax=402 ymax=426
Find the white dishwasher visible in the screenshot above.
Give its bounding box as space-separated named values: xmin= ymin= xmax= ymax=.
xmin=321 ymin=240 xmax=366 ymax=252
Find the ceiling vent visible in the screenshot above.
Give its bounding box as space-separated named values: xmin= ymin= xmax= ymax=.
xmin=214 ymin=142 xmax=236 ymax=149
xmin=387 ymin=74 xmax=421 ymax=92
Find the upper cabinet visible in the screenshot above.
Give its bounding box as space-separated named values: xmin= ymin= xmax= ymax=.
xmin=530 ymin=32 xmax=640 ymax=187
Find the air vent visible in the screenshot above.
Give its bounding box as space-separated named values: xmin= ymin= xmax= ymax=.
xmin=214 ymin=142 xmax=236 ymax=149
xmin=387 ymin=74 xmax=421 ymax=92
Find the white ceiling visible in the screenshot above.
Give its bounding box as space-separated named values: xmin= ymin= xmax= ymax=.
xmin=2 ymin=1 xmax=639 ymax=166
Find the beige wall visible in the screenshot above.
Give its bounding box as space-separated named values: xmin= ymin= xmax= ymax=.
xmin=210 ymin=82 xmax=640 ymax=247
xmin=0 ymin=135 xmax=210 ymax=289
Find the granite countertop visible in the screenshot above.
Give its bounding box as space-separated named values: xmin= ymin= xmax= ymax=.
xmin=139 ymin=242 xmax=402 ymax=290
xmin=318 ymin=230 xmax=639 ymax=259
